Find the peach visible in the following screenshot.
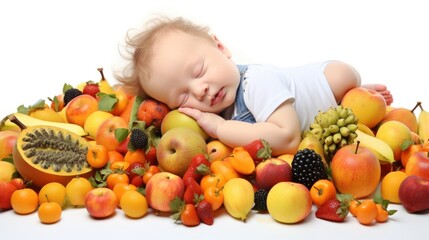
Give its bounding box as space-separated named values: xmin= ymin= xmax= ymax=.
xmin=406 ymin=151 xmax=429 ymax=179
xmin=66 ymin=94 xmax=99 ymax=127
xmin=376 ymin=121 xmax=412 ymax=161
xmin=0 ymin=130 xmax=19 ymax=159
xmin=341 ymin=87 xmax=386 ymax=129
xmin=207 ymin=139 xmax=233 ymax=162
xmin=379 ymin=107 xmax=418 ymax=133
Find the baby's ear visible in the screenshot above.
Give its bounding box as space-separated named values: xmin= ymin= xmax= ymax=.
xmin=211 ymin=34 xmax=232 ymax=58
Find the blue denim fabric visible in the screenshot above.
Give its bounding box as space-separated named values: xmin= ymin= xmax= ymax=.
xmin=232 ymin=65 xmax=256 ymax=123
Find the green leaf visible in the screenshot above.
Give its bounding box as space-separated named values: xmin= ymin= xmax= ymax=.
xmin=129 ymin=96 xmax=144 ymax=130
xmin=115 ymin=128 xmax=129 ymax=143
xmin=62 ymin=83 xmax=74 ymax=93
xmin=98 ymin=93 xmax=118 ymax=111
xmin=401 ymin=139 xmax=414 ymax=151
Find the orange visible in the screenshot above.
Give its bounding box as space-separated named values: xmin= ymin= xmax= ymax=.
xmin=349 ymin=199 xmax=361 ymax=217
xmin=38 ymin=182 xmax=67 ymax=207
xmin=120 ymin=190 xmax=148 ymax=218
xmin=38 ymin=202 xmax=62 ymax=224
xmin=11 ymin=188 xmax=39 ymax=214
xmin=381 ymin=171 xmax=408 ymax=204
xmin=124 ymin=149 xmax=147 ymax=165
xmin=65 ymin=177 xmax=93 ymax=207
xmin=108 ymin=150 xmax=124 ymax=165
xmin=113 ymin=183 xmax=137 ymax=208
xmin=356 ymin=199 xmax=377 ymax=225
xmin=87 ymin=144 xmax=109 ymax=169
xmin=107 ymin=172 xmax=129 ymax=190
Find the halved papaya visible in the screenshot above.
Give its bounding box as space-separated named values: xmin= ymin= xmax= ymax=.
xmin=13 ymin=125 xmax=94 ymax=188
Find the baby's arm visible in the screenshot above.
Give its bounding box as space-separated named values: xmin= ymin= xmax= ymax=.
xmin=179 ymin=99 xmax=301 ymax=156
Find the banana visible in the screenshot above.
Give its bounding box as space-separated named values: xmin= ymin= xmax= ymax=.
xmin=222 ymin=178 xmax=254 ymax=221
xmin=2 ymin=112 xmax=87 ymax=137
xmin=97 ymin=67 xmax=115 ymax=94
xmin=418 ymin=102 xmax=429 ymax=143
xmin=354 ymin=129 xmax=395 ymax=163
xmin=28 ymin=106 xmax=66 ymax=123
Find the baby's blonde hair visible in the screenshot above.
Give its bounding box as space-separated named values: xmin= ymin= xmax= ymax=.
xmin=117 ymin=16 xmax=213 ymax=97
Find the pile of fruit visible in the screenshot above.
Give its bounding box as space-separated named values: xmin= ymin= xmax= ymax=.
xmin=1 ymin=68 xmax=429 ymax=226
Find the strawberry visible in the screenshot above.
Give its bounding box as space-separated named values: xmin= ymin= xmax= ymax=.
xmin=182 ymin=153 xmax=211 ymax=186
xmin=315 ymin=194 xmax=352 ymax=222
xmin=116 ymin=136 xmax=130 ymax=155
xmin=196 ymin=199 xmax=214 ymax=225
xmin=243 ymin=138 xmax=272 ymax=165
xmin=145 ymin=145 xmax=157 ymax=166
xmin=183 ymin=178 xmax=203 ymax=204
xmin=82 ymin=81 xmax=100 ymax=98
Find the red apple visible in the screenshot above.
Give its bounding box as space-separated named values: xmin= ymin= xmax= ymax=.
xmin=95 ymin=116 xmax=128 ymax=151
xmin=137 ymin=98 xmax=170 ymax=128
xmin=330 ymin=143 xmax=381 ymax=199
xmin=145 ymin=172 xmax=185 ymax=212
xmin=399 ymin=175 xmax=429 ymax=213
xmin=66 ymin=94 xmax=99 ymax=127
xmin=255 ymin=158 xmax=292 ymax=190
xmin=405 ymin=151 xmax=429 ymax=179
xmin=156 ymin=127 xmax=207 ymax=177
xmin=85 ymin=187 xmax=118 ymax=218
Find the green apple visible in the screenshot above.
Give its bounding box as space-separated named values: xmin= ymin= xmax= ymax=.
xmin=161 ymin=109 xmax=209 ymax=140
xmin=156 ymin=127 xmax=207 ymax=177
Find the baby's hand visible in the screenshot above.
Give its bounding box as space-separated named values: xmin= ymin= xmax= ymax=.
xmin=178 ymin=107 xmax=225 ymax=139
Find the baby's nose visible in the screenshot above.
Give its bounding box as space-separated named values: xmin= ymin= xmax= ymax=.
xmin=191 ymin=83 xmax=209 ymax=100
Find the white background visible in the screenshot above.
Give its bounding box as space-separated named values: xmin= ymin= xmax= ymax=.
xmin=1 ymin=0 xmax=428 ymax=239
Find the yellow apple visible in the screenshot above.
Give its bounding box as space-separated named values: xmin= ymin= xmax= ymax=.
xmin=341 ymin=87 xmax=386 ymax=129
xmin=161 ymin=109 xmax=209 ymax=141
xmin=207 ymin=139 xmax=232 ymax=162
xmin=156 ymin=127 xmax=207 ymax=177
xmin=84 ymin=111 xmax=114 ymax=139
xmin=267 ymin=182 xmax=312 ymax=224
xmin=376 ymin=120 xmax=412 ymax=161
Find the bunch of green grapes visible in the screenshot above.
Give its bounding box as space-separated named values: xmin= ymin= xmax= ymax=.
xmin=308 ymin=105 xmax=359 ymax=161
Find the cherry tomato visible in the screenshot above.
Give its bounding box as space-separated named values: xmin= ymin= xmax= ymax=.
xmin=375 ymin=203 xmax=389 ymax=223
xmin=204 ymin=186 xmax=224 ymax=211
xmin=200 ymin=173 xmax=227 ymax=193
xmin=356 ymin=199 xmax=377 ymax=225
xmin=348 ymin=199 xmax=361 ymax=217
xmin=309 ymin=179 xmax=337 ymax=207
xmin=143 ymin=165 xmax=161 ymax=185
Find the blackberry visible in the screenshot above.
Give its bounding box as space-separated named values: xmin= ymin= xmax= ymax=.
xmin=252 ymin=189 xmax=268 ymax=212
xmin=129 ymin=128 xmax=148 ymax=150
xmin=292 ymin=148 xmax=327 ymax=189
xmin=64 ymin=88 xmax=83 ymax=105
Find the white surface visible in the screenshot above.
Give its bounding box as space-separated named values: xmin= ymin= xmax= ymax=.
xmin=1 ymin=0 xmax=428 ymax=239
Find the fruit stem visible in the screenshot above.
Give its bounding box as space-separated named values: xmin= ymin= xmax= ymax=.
xmin=8 ymin=114 xmax=27 ymax=130
xmin=417 ymin=101 xmax=424 ymax=111
xmin=355 ymin=141 xmax=360 ymax=154
xmin=97 ymin=67 xmax=106 ymax=80
xmin=411 ymin=101 xmax=422 ymax=113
